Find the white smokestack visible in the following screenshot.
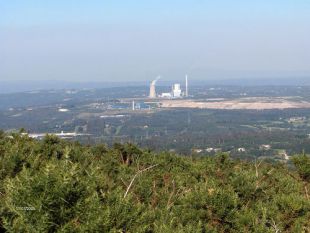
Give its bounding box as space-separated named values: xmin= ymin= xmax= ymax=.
xmin=185 ymin=75 xmax=188 ymax=97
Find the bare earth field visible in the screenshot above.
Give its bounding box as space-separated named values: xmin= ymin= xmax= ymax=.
xmin=160 ymin=97 xmax=310 ymax=110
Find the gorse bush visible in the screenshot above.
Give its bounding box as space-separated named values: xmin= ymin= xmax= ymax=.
xmin=292 ymin=154 xmax=310 ymax=182
xmin=0 ymin=133 xmax=309 ymax=232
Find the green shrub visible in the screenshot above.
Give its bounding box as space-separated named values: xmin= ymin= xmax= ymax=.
xmin=0 ymin=133 xmax=309 ymax=232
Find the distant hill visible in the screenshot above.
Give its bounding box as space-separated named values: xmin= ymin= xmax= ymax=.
xmin=0 ymin=80 xmax=147 ymax=94
xmin=1 ymin=77 xmax=310 ymax=94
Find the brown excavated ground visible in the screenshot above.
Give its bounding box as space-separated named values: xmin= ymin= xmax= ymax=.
xmin=160 ymin=97 xmax=310 ymax=110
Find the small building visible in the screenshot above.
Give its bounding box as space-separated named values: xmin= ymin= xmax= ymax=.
xmin=276 ymin=150 xmax=290 ymax=161
xmin=58 ymin=108 xmax=69 ymax=112
xmin=237 ymin=148 xmax=246 ymax=152
xmin=260 ymin=144 xmax=271 ymax=150
xmin=160 ymin=93 xmax=172 ymax=98
xmin=206 ymin=148 xmax=214 ymax=153
xmin=193 ymin=149 xmax=204 ymax=154
xmin=288 ymin=117 xmax=306 ymax=123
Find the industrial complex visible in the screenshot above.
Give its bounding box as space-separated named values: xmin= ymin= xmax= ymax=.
xmin=149 ymin=75 xmax=189 ymax=99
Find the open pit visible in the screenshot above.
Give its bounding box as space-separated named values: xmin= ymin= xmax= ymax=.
xmin=159 ymin=97 xmax=310 ymax=110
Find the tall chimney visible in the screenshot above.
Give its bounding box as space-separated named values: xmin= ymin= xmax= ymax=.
xmin=185 ymin=75 xmax=188 ymax=97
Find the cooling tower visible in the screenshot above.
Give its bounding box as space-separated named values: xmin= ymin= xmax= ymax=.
xmin=149 ymin=76 xmax=160 ymax=98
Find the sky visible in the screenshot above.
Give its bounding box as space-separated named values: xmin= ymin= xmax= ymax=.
xmin=1 ymin=0 xmax=310 ymax=82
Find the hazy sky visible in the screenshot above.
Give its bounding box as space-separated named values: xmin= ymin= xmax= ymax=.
xmin=1 ymin=0 xmax=309 ymax=82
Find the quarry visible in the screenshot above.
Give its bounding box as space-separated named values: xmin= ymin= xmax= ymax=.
xmin=159 ymin=97 xmax=310 ymax=110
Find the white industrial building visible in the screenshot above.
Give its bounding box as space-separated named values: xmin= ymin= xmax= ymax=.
xmin=172 ymin=83 xmax=182 ymax=98
xmin=160 ymin=92 xmax=172 ymax=98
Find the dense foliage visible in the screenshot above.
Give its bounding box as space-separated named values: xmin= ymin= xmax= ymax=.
xmin=0 ymin=132 xmax=309 ymax=232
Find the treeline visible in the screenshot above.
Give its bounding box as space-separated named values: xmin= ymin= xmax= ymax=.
xmin=0 ymin=131 xmax=309 ymax=232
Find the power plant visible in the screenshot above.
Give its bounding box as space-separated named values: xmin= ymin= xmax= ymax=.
xmin=151 ymin=75 xmax=190 ymax=99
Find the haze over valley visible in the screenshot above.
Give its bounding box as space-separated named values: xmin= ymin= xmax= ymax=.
xmin=1 ymin=1 xmax=310 ymax=232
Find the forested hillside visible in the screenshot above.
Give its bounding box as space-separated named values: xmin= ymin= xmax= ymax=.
xmin=0 ymin=132 xmax=309 ymax=232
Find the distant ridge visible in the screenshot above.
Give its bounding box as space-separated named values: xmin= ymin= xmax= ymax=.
xmin=1 ymin=77 xmax=310 ymax=94
xmin=0 ymin=80 xmax=147 ymax=94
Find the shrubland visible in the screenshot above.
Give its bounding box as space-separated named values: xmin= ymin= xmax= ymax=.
xmin=0 ymin=132 xmax=309 ymax=232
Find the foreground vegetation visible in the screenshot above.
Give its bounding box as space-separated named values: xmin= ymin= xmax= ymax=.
xmin=0 ymin=132 xmax=309 ymax=232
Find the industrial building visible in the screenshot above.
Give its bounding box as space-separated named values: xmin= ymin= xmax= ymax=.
xmin=160 ymin=92 xmax=172 ymax=98
xmin=172 ymin=83 xmax=182 ymax=98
